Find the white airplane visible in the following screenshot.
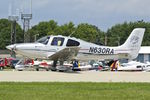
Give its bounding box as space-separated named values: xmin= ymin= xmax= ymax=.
xmin=117 ymin=61 xmax=150 ymax=71
xmin=118 ymin=61 xmax=146 ymax=71
xmin=6 ymin=28 xmax=145 ymax=71
xmin=14 ymin=58 xmax=34 ymax=71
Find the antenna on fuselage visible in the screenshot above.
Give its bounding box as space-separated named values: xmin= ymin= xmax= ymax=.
xmin=69 ymin=31 xmax=75 ymax=37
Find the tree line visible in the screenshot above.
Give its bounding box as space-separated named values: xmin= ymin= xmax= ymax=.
xmin=0 ymin=18 xmax=150 ymax=49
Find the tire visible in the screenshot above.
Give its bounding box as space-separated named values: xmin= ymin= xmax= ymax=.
xmin=58 ymin=70 xmax=65 ymax=72
xmin=51 ymin=67 xmax=57 ymax=71
xmin=46 ymin=68 xmax=49 ymax=71
xmin=36 ymin=68 xmax=39 ymax=71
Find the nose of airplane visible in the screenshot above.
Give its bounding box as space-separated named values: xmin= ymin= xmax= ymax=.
xmin=6 ymin=44 xmax=16 ymax=50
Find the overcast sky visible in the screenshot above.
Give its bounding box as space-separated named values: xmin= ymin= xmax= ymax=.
xmin=0 ymin=0 xmax=150 ymax=31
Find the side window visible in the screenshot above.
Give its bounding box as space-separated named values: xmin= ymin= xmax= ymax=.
xmin=51 ymin=37 xmax=64 ymax=46
xmin=66 ymin=39 xmax=80 ymax=46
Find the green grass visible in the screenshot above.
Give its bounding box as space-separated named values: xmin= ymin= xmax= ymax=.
xmin=0 ymin=82 xmax=150 ymax=100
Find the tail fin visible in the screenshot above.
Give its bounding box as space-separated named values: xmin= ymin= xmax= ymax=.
xmin=118 ymin=28 xmax=145 ymax=59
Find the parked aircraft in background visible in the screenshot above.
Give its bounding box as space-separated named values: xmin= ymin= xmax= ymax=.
xmin=118 ymin=61 xmax=145 ymax=71
xmin=0 ymin=58 xmax=15 ymax=70
xmin=14 ymin=59 xmax=33 ymax=71
xmin=33 ymin=60 xmax=100 ymax=72
xmin=6 ymin=28 xmax=145 ymax=71
xmin=117 ymin=61 xmax=150 ymax=71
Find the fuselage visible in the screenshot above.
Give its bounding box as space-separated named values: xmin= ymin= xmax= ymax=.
xmin=7 ymin=35 xmax=123 ymax=60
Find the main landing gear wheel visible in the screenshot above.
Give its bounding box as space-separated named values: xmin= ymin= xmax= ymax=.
xmin=51 ymin=60 xmax=57 ymax=71
xmin=36 ymin=68 xmax=39 ymax=71
xmin=50 ymin=67 xmax=57 ymax=71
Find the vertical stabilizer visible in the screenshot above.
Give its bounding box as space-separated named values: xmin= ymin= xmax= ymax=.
xmin=118 ymin=28 xmax=145 ymax=59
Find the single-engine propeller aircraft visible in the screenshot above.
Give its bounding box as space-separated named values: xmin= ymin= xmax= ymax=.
xmin=6 ymin=28 xmax=145 ymax=71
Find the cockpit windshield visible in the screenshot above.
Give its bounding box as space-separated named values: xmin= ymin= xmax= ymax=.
xmin=36 ymin=36 xmax=50 ymax=45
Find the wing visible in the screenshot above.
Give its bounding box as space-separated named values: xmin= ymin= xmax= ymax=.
xmin=48 ymin=47 xmax=80 ymax=61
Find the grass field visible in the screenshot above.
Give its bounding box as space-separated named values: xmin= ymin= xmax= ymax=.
xmin=0 ymin=82 xmax=150 ymax=100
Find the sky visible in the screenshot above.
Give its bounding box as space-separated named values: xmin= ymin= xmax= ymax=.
xmin=0 ymin=0 xmax=150 ymax=31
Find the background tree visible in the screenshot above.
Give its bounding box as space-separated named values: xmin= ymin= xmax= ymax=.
xmin=74 ymin=23 xmax=105 ymax=45
xmin=59 ymin=22 xmax=75 ymax=36
xmin=0 ymin=19 xmax=23 ymax=49
xmin=107 ymin=21 xmax=150 ymax=46
xmin=29 ymin=20 xmax=59 ymax=42
xmin=29 ymin=21 xmax=105 ymax=45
